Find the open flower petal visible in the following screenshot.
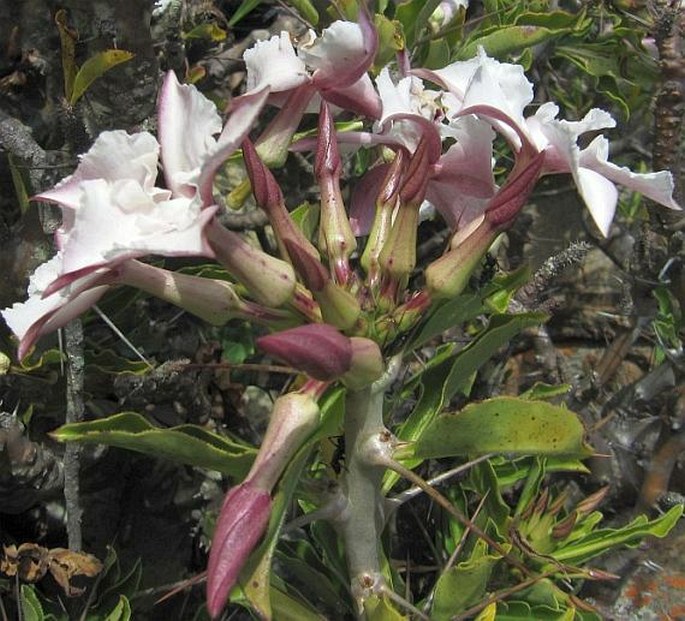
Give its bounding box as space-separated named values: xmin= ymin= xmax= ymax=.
xmin=36 ymin=131 xmax=161 ymax=210
xmin=244 ymin=32 xmax=309 ymax=94
xmin=1 ymin=254 xmax=111 ymax=360
xmin=158 ymin=71 xmax=222 ymax=198
xmin=58 ymin=179 xmax=216 ymax=278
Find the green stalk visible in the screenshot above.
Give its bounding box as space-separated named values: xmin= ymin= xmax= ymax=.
xmin=340 ymin=360 xmax=399 ymax=616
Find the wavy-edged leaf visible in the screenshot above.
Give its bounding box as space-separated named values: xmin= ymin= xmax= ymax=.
xmin=52 ymin=412 xmax=256 ymax=477
xmin=415 ymin=397 xmax=592 ymax=459
xmin=553 ymin=504 xmax=683 ymax=565
xmin=70 ymin=50 xmax=134 ymax=105
xmin=385 ymin=313 xmax=546 ymax=492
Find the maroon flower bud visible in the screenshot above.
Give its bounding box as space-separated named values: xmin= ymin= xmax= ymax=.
xmin=342 ymin=337 xmax=384 ymax=390
xmin=257 ymin=324 xmax=353 ymax=380
xmin=242 ymin=138 xmax=284 ymax=213
xmin=485 ymin=151 xmax=545 ymax=228
xmin=399 ymin=137 xmax=431 ymax=206
xmin=206 ymin=483 xmax=271 ymax=618
xmin=315 ymin=101 xmax=342 ymax=179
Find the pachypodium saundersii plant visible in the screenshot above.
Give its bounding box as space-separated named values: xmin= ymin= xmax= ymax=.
xmin=2 ymin=3 xmax=682 ymax=619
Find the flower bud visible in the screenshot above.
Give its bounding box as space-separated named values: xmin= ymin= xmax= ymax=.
xmin=257 ymin=324 xmax=353 ymax=381
xmin=314 ymin=280 xmax=361 ymax=331
xmin=116 ymin=260 xmax=291 ymax=326
xmin=485 ymin=151 xmax=545 ymax=228
xmin=316 ymin=101 xmax=357 ymax=284
xmin=206 ymin=220 xmax=296 ymax=308
xmin=361 ymin=151 xmax=405 ymax=286
xmin=425 ymin=218 xmax=497 ymax=300
xmin=206 ymin=483 xmax=271 ymax=618
xmin=248 ymin=392 xmax=321 ymax=490
xmin=342 ymin=337 xmax=384 ymax=390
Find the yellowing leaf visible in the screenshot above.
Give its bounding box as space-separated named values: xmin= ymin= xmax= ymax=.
xmin=182 ymin=23 xmax=227 ymax=41
xmin=70 ymin=50 xmax=134 ymax=105
xmin=415 ymin=397 xmax=592 ymax=459
xmin=55 ymin=9 xmax=78 ymax=101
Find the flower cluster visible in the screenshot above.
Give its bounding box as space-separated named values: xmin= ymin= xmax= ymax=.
xmin=1 ymin=7 xmax=679 ymax=618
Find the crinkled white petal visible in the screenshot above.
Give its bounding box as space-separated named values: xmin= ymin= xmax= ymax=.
xmin=36 ymin=131 xmax=161 ymax=209
xmin=437 ymin=48 xmax=533 ymax=148
xmin=580 ymin=136 xmax=681 ymax=211
xmin=59 ymin=179 xmax=213 ymax=276
xmin=244 ymin=32 xmax=309 ymax=93
xmin=1 ymin=253 xmax=109 ymax=355
xmin=300 ymin=21 xmax=365 ymax=77
xmin=158 ymin=71 xmax=222 ymax=198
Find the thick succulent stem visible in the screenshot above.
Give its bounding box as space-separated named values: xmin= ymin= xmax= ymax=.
xmin=339 ymin=360 xmax=398 ymax=616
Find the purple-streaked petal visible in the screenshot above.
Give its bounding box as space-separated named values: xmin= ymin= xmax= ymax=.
xmin=321 ymin=73 xmax=382 ymax=119
xmin=206 ymin=484 xmax=271 ymax=619
xmin=158 ymin=71 xmax=222 ymax=198
xmin=350 ymin=162 xmax=392 ymax=236
xmin=426 ymin=116 xmax=496 ymax=228
xmin=306 ymin=12 xmax=378 ymax=90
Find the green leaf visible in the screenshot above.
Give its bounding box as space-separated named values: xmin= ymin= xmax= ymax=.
xmin=70 ymin=50 xmax=135 ymax=105
xmin=55 ymin=9 xmax=77 ymax=101
xmin=239 ymin=446 xmax=315 ymax=618
xmin=288 ymin=0 xmax=319 ymax=25
xmin=385 ymin=313 xmax=546 ymax=491
xmin=104 ymin=596 xmax=131 ymax=621
xmin=7 ymin=153 xmax=31 ymax=214
xmin=405 ymin=293 xmax=484 ymax=351
xmin=269 ymin=586 xmax=325 ymax=620
xmin=364 ymin=593 xmax=407 ymax=621
xmin=228 ymin=0 xmax=262 ymax=26
xmin=291 ymin=201 xmax=320 ymax=241
xmin=458 ymin=25 xmax=567 ymax=60
xmin=52 ymin=412 xmax=256 ymax=477
xmin=395 ymin=0 xmax=442 ymax=48
xmin=553 ymin=504 xmax=683 ymax=564
xmin=415 ymin=397 xmax=592 ymax=459
xmin=20 ymin=585 xmax=45 ymax=621
xmin=431 ymin=541 xmax=500 ymax=619
xmin=182 ymin=23 xmax=227 ymax=41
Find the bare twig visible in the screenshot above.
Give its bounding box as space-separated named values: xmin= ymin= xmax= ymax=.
xmin=64 ymin=319 xmax=85 ymax=552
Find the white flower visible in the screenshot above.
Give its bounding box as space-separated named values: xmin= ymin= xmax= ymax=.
xmin=1 ymin=254 xmax=111 ymax=359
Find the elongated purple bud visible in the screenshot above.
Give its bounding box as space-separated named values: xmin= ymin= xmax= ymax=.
xmin=361 ymin=151 xmax=406 ymax=284
xmin=207 ymin=391 xmax=321 ymax=617
xmin=257 ymin=324 xmax=353 ymax=380
xmin=399 ymin=137 xmax=430 ymax=206
xmin=116 ymin=260 xmax=292 ymax=326
xmin=485 ymin=151 xmax=545 ymax=228
xmin=206 ymin=483 xmax=271 ymax=618
xmin=242 ymin=139 xmax=329 ymax=290
xmin=316 ymin=102 xmax=357 ymax=284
